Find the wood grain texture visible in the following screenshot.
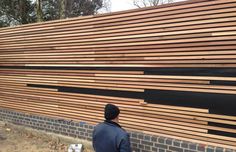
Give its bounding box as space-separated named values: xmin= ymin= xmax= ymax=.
xmin=0 ymin=0 xmax=236 ymax=149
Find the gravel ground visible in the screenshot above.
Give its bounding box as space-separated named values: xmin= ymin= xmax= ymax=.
xmin=0 ymin=122 xmax=94 ymax=152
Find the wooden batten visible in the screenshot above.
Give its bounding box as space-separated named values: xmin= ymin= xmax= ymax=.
xmin=0 ymin=0 xmax=236 ymax=149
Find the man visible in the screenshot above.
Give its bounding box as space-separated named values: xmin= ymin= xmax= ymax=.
xmin=92 ymin=104 xmax=131 ymax=152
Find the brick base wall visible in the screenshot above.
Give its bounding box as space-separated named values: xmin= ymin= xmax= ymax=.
xmin=0 ymin=108 xmax=235 ymax=152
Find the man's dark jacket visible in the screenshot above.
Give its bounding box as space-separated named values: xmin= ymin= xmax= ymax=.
xmin=92 ymin=120 xmax=131 ymax=152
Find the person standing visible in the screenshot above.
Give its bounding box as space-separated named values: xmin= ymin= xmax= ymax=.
xmin=92 ymin=104 xmax=131 ymax=152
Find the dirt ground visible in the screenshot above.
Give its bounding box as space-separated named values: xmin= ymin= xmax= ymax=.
xmin=0 ymin=122 xmax=94 ymax=152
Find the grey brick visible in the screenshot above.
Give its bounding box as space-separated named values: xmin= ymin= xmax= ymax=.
xmin=1 ymin=108 xmax=232 ymax=152
xmin=189 ymin=144 xmax=197 ymax=150
xmin=225 ymin=149 xmax=234 ymax=152
xmin=158 ymin=137 xmax=165 ymax=144
xmin=158 ymin=149 xmax=165 ymax=152
xmin=138 ymin=134 xmax=144 ymax=140
xmin=88 ymin=133 xmax=92 ymax=138
xmin=139 ymin=144 xmax=145 ymax=150
xmin=141 ymin=150 xmax=151 ymax=152
xmin=131 ymin=138 xmax=140 ymax=143
xmin=69 ymin=133 xmax=76 ymax=138
xmin=61 ymin=125 xmax=68 ymax=128
xmin=165 ymin=138 xmax=173 ymax=145
xmin=75 ymin=122 xmax=80 ymax=127
xmin=87 ymin=137 xmax=92 ymax=141
xmin=151 ymin=136 xmax=157 ymax=142
xmin=131 ymin=142 xmax=138 ymax=148
xmin=144 ymin=135 xmax=151 ymax=141
xmin=173 ymin=140 xmax=181 ymax=147
xmin=197 ymin=144 xmax=206 ymax=152
xmin=206 ymin=147 xmax=214 ymax=152
xmin=168 ymin=146 xmax=183 ymax=152
xmin=70 ymin=122 xmax=75 ymax=126
xmin=79 ymin=123 xmax=84 ymax=127
xmin=216 ymin=147 xmax=224 ymax=152
xmin=132 ymin=148 xmax=141 ymax=152
xmin=70 ymin=130 xmax=75 ymax=134
xmin=141 ymin=140 xmax=153 ymax=146
xmin=53 ymin=123 xmax=60 ymax=127
xmin=61 ymin=132 xmax=68 ymax=136
xmin=155 ymin=143 xmax=168 ymax=149
xmin=145 ymin=145 xmax=151 ymax=151
xmin=87 ymin=129 xmax=93 ymax=134
xmin=77 ymin=128 xmax=86 ymax=132
xmin=181 ymin=142 xmax=189 ymax=148
xmin=132 ymin=133 xmax=138 ymax=138
xmin=69 ymin=126 xmax=76 ymax=130
xmin=128 ymin=133 xmax=131 ymax=137
xmin=53 ymin=130 xmax=59 ymax=134
xmin=152 ymin=147 xmax=158 ymax=151
xmin=184 ymin=150 xmax=197 ymax=152
xmin=79 ymin=132 xmax=84 ymax=136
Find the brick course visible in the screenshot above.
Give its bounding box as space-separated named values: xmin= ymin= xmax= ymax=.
xmin=0 ymin=108 xmax=235 ymax=152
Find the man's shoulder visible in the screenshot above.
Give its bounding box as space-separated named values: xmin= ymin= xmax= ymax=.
xmin=95 ymin=122 xmax=128 ymax=135
xmin=94 ymin=122 xmax=104 ymax=128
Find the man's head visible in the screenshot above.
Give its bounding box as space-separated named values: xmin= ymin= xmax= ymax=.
xmin=104 ymin=104 xmax=120 ymax=122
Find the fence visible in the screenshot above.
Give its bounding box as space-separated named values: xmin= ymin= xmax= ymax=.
xmin=0 ymin=0 xmax=236 ymax=149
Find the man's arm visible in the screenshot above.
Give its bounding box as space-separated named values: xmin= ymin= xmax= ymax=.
xmin=92 ymin=128 xmax=96 ymax=151
xmin=119 ymin=133 xmax=132 ymax=152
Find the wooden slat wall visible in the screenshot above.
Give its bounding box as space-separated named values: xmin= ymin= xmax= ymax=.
xmin=0 ymin=0 xmax=236 ymax=149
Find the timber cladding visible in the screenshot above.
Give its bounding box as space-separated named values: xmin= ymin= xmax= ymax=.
xmin=0 ymin=0 xmax=236 ymax=149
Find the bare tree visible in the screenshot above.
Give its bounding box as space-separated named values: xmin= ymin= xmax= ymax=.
xmin=36 ymin=0 xmax=43 ymax=22
xmin=96 ymin=0 xmax=111 ymax=14
xmin=59 ymin=0 xmax=66 ymax=19
xmin=133 ymin=0 xmax=174 ymax=8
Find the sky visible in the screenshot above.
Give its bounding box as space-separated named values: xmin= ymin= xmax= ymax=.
xmin=110 ymin=0 xmax=136 ymax=12
xmin=109 ymin=0 xmax=187 ymax=12
xmin=31 ymin=0 xmax=186 ymax=13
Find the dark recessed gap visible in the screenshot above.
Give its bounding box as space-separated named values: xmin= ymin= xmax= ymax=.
xmin=1 ymin=67 xmax=236 ymax=77
xmin=27 ymin=84 xmax=144 ymax=100
xmin=145 ymin=89 xmax=236 ymax=116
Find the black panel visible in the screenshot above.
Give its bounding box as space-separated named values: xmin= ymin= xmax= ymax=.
xmin=27 ymin=84 xmax=144 ymax=100
xmin=211 ymin=80 xmax=236 ymax=86
xmin=145 ymin=89 xmax=236 ymax=116
xmin=144 ymin=68 xmax=236 ymax=77
xmin=1 ymin=66 xmax=236 ymax=77
xmin=27 ymin=84 xmax=60 ymax=89
xmin=209 ymin=122 xmax=236 ymax=130
xmin=208 ymin=122 xmax=236 ymax=138
xmin=15 ymin=67 xmax=236 ymax=138
xmin=28 ymin=83 xmax=236 ymax=116
xmin=208 ymin=130 xmax=236 ymax=138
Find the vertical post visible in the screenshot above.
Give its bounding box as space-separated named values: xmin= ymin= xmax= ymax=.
xmin=36 ymin=0 xmax=43 ymax=22
xmin=60 ymin=0 xmax=66 ymax=19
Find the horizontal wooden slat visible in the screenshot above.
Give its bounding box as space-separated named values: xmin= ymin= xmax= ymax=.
xmin=0 ymin=0 xmax=236 ymax=149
